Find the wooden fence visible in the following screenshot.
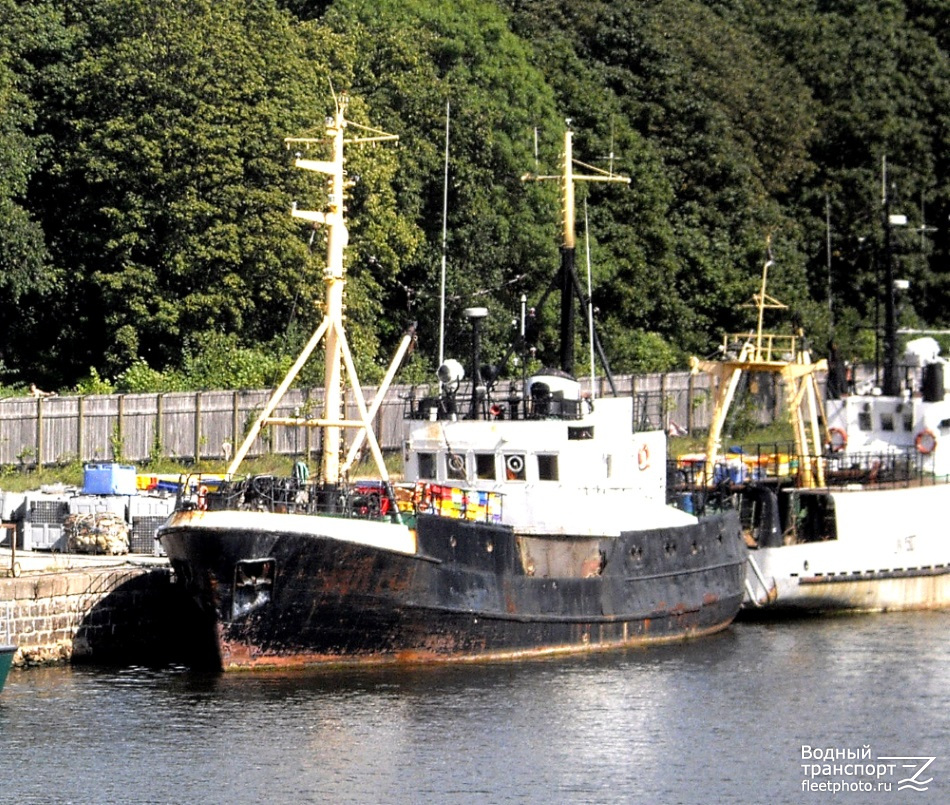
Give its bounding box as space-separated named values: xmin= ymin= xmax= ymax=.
xmin=0 ymin=370 xmax=788 ymax=468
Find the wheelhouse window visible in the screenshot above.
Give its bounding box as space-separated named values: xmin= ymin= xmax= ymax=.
xmin=858 ymin=411 xmax=872 ymax=431
xmin=568 ymin=426 xmax=594 ymax=440
xmin=503 ymin=453 xmax=526 ymax=481
xmin=537 ymin=454 xmax=559 ymax=481
xmin=475 ymin=453 xmax=496 ymax=480
xmin=417 ymin=452 xmax=436 ymax=480
xmin=880 ymin=413 xmax=895 ymax=432
xmin=446 ymin=452 xmax=466 ymax=481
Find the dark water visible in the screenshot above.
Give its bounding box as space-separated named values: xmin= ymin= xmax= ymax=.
xmin=1 ymin=612 xmax=948 ymax=805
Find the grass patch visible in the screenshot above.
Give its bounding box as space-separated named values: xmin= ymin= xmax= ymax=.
xmin=0 ymin=450 xmax=405 ymax=493
xmin=670 ymin=421 xmax=797 ymax=458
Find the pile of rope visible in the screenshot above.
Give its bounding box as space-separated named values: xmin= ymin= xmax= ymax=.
xmin=64 ymin=511 xmax=130 ymax=555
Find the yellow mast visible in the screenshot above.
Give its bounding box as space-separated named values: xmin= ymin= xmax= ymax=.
xmin=691 ymin=242 xmax=828 ymax=488
xmin=226 ymin=93 xmax=404 ymax=485
xmin=522 ymin=124 xmax=630 ymax=375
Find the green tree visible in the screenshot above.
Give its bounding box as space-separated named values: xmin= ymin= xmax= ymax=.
xmin=22 ymin=0 xmax=334 ymax=385
xmin=719 ymin=0 xmax=950 ymax=355
xmin=509 ymin=0 xmax=817 ymax=364
xmin=320 ymin=0 xmax=566 ymax=377
xmin=0 ymin=0 xmax=64 ymax=385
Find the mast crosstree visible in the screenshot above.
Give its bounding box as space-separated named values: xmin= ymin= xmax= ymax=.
xmin=522 ymin=125 xmax=629 ymax=381
xmin=227 ymin=94 xmax=409 ymax=490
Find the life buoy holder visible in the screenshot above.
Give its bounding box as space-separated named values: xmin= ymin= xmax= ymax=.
xmin=197 ymin=484 xmax=208 ymax=511
xmin=915 ymin=429 xmax=937 ymax=455
xmin=448 ymin=453 xmax=465 ymax=473
xmin=505 ymin=454 xmax=525 ymax=475
xmin=828 ymin=427 xmax=848 ymax=453
xmin=637 ymin=444 xmax=650 ymax=471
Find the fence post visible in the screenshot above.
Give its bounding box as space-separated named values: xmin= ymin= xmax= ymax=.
xmin=687 ymin=371 xmax=694 ymax=434
xmin=305 ymin=387 xmax=313 ymax=459
xmin=231 ymin=391 xmax=240 ymax=459
xmin=156 ymin=393 xmax=164 ymax=459
xmin=77 ymin=396 xmax=85 ymax=463
xmin=36 ymin=397 xmax=44 ymax=468
xmin=194 ymin=392 xmax=202 ymax=463
xmin=631 ymin=374 xmax=637 ymax=423
xmin=117 ymin=394 xmax=125 ymax=461
xmin=660 ymin=372 xmax=668 ymax=429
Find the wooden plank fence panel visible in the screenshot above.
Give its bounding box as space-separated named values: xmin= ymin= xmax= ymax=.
xmin=0 ymin=398 xmax=40 ymax=465
xmin=0 ymin=370 xmax=786 ymax=468
xmin=80 ymin=396 xmax=120 ymax=463
xmin=119 ymin=394 xmax=159 ymax=463
xmin=41 ymin=396 xmax=81 ymax=465
xmin=161 ymin=393 xmax=199 ymax=461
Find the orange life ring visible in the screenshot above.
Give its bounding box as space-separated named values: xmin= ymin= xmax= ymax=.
xmin=637 ymin=444 xmax=650 ymax=471
xmin=828 ymin=427 xmax=848 ymax=453
xmin=915 ymin=429 xmax=937 ymax=455
xmin=197 ymin=484 xmax=208 ymax=511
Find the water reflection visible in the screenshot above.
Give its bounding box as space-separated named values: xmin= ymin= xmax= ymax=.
xmin=1 ymin=613 xmax=948 ymax=804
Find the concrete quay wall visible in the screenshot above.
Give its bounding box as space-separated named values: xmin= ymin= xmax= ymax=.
xmin=0 ymin=565 xmax=192 ymax=668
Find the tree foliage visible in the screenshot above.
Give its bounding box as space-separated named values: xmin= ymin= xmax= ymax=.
xmin=1 ymin=0 xmax=949 ymax=392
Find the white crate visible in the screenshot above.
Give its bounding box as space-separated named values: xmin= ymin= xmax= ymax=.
xmin=68 ymin=494 xmax=130 ymax=520
xmin=24 ymin=522 xmax=67 ymax=551
xmin=129 ymin=495 xmax=176 ymax=519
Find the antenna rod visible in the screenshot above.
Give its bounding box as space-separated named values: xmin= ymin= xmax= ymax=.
xmin=826 ymin=195 xmax=833 ymax=330
xmin=439 ymin=101 xmax=450 ymax=368
xmin=584 ymin=198 xmax=596 ymax=399
xmin=882 ymin=159 xmax=899 ymax=396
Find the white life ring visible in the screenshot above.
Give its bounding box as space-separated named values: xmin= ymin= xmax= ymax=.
xmin=828 ymin=427 xmax=848 ymax=453
xmin=637 ymin=444 xmax=650 ymax=471
xmin=915 ymin=429 xmax=937 ymax=455
xmin=505 ymin=454 xmax=524 ymax=475
xmin=448 ymin=454 xmax=465 ymax=473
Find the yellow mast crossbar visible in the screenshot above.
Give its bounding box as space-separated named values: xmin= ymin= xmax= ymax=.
xmin=226 ymin=93 xmax=401 ymax=485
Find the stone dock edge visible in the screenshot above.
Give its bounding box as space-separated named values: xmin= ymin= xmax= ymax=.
xmin=1 ymin=558 xmax=202 ymax=669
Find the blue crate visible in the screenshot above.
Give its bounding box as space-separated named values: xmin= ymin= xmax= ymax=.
xmin=83 ymin=463 xmax=138 ymax=496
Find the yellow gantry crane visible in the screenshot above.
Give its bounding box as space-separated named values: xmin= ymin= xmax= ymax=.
xmin=691 ymin=241 xmax=829 ymax=488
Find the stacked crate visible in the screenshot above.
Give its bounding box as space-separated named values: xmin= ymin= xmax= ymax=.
xmin=23 ymin=493 xmax=70 ymax=550
xmin=129 ymin=495 xmax=175 ymax=556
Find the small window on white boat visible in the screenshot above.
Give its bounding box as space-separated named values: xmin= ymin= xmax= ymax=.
xmin=446 ymin=452 xmax=466 ymax=481
xmin=538 ymin=454 xmax=559 ymax=481
xmin=858 ymin=411 xmax=872 ymax=431
xmin=568 ymin=426 xmax=594 ymax=440
xmin=903 ymin=413 xmax=913 ymax=432
xmin=504 ymin=453 xmax=526 ymax=481
xmin=475 ymin=453 xmax=496 ymax=480
xmin=880 ymin=413 xmax=895 ymax=431
xmin=418 ymin=452 xmax=436 ymax=479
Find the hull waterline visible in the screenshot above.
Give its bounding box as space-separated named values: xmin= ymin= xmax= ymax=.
xmin=742 ymin=483 xmax=950 ymax=615
xmin=161 ymin=509 xmax=746 ymax=671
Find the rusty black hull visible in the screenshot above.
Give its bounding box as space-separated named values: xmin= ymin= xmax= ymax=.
xmin=159 ymin=511 xmax=746 ymax=670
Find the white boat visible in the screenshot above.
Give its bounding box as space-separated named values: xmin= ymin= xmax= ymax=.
xmin=691 ymin=244 xmax=950 ymax=615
